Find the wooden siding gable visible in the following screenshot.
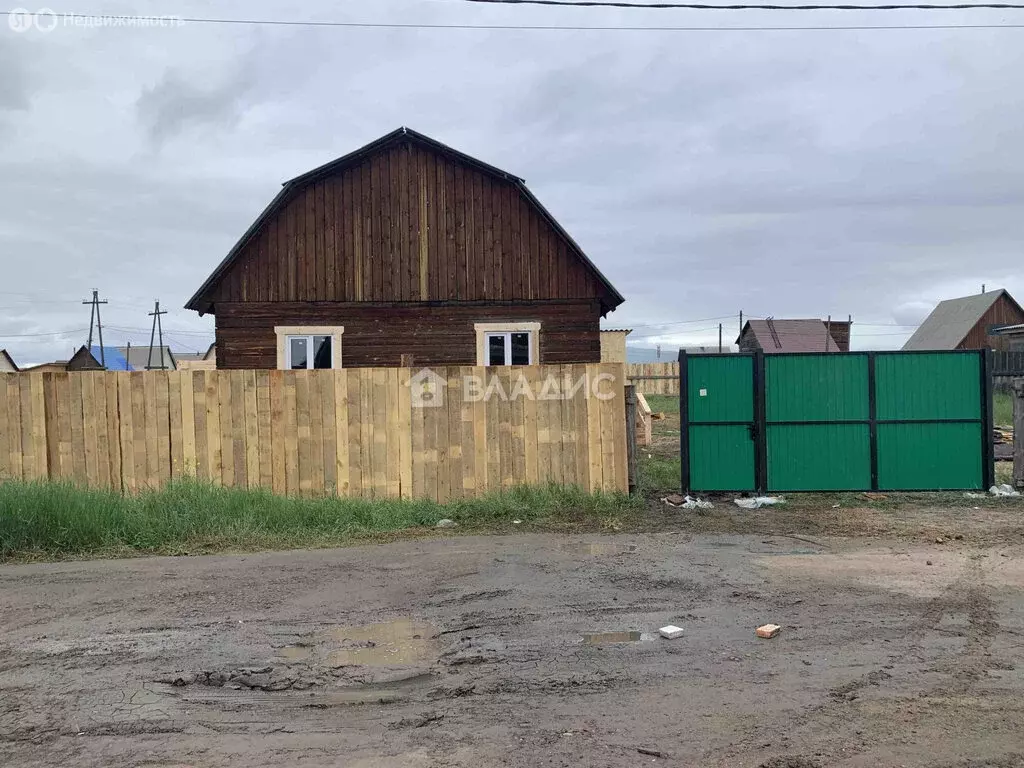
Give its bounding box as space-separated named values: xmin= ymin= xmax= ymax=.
xmin=186 ymin=128 xmax=623 ymax=315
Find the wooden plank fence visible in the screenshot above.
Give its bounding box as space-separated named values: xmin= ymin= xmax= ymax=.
xmin=0 ymin=364 xmax=628 ymax=499
xmin=625 ymin=363 xmax=679 ymax=395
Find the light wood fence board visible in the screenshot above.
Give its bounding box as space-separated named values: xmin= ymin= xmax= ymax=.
xmin=0 ymin=365 xmax=628 ymax=499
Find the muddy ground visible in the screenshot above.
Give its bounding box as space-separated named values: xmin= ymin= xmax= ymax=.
xmin=2 ymin=512 xmax=1024 ymax=767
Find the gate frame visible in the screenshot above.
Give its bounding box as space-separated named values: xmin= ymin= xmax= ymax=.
xmin=680 ymin=348 xmax=995 ymax=494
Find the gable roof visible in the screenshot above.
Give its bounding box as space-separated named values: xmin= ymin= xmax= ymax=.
xmin=117 ymin=345 xmax=176 ymax=370
xmin=738 ymin=319 xmax=845 ymax=353
xmin=185 ymin=126 xmax=624 ymax=314
xmin=902 ymin=289 xmax=1023 ymax=350
xmin=0 ymin=349 xmax=18 ymax=372
xmin=86 ymin=345 xmax=134 ymax=371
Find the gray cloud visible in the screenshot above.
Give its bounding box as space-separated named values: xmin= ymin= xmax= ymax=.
xmin=136 ymin=60 xmax=257 ymax=147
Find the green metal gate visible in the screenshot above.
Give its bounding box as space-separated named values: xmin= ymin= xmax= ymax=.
xmin=680 ymin=350 xmax=993 ymax=493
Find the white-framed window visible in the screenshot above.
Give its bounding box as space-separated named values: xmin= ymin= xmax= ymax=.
xmin=484 ymin=331 xmax=532 ymax=366
xmin=474 ymin=322 xmax=540 ymax=366
xmin=274 ymin=326 xmax=344 ymax=370
xmin=286 ymin=334 xmax=333 ymax=370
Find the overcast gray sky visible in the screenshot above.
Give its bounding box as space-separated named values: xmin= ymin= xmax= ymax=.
xmin=1 ymin=0 xmax=1022 ymax=364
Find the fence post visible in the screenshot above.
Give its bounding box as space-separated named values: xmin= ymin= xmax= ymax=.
xmin=983 ymin=348 xmax=995 ymax=490
xmin=678 ymin=349 xmax=689 ymax=493
xmin=1014 ymin=378 xmax=1024 ymax=491
xmin=625 ymin=384 xmax=637 ymax=494
xmin=753 ymin=351 xmax=767 ymax=494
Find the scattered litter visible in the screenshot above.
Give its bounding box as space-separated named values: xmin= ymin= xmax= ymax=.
xmin=926 ymin=560 xmax=933 ymax=566
xmin=990 ymin=484 xmax=1021 ymax=497
xmin=682 ymin=495 xmax=713 ymax=509
xmin=651 ymin=412 xmax=667 ymax=420
xmin=512 ymin=519 xmax=522 ymax=525
xmin=935 ymin=537 xmax=945 ymax=544
xmin=664 ymin=494 xmax=713 ymax=510
xmin=734 ymin=496 xmax=785 ymax=510
xmin=831 ymin=503 xmax=841 ymax=509
xmin=755 ymin=624 xmax=781 ymax=639
xmin=658 ymin=625 xmax=685 ymax=639
xmin=637 ymin=747 xmax=667 ymax=758
xmin=862 ymin=492 xmax=888 ymax=501
xmin=436 ymin=519 xmax=457 ymax=528
xmin=964 ymin=492 xmax=987 ymax=499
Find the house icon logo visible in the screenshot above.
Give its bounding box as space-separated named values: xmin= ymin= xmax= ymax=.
xmin=410 ymin=369 xmax=447 ymax=408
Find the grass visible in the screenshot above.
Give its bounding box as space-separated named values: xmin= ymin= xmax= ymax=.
xmin=0 ymin=479 xmax=639 ymax=562
xmin=994 ymin=391 xmax=1013 ymax=427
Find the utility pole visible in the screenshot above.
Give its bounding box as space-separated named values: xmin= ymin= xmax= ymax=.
xmin=739 ymin=310 xmax=743 ymax=336
xmin=718 ymin=323 xmax=723 ymax=353
xmin=147 ymin=301 xmax=168 ymax=370
xmin=825 ymin=314 xmax=832 ymax=352
xmin=82 ymin=289 xmax=108 ymax=367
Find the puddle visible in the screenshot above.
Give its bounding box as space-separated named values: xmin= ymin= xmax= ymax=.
xmin=279 ymin=620 xmax=437 ymax=668
xmin=563 ymin=542 xmax=637 ymax=556
xmin=582 ymin=631 xmax=642 ymax=645
xmin=279 ymin=644 xmax=313 ymax=661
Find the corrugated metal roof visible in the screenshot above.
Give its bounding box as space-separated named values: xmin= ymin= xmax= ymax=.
xmin=902 ymin=290 xmax=1007 ymax=350
xmin=992 ymin=322 xmax=1024 ymax=335
xmin=118 ymin=345 xmax=175 ymax=370
xmin=600 ymin=328 xmax=632 ymax=334
xmin=90 ymin=346 xmax=133 ymax=371
xmin=740 ymin=319 xmax=843 ymax=353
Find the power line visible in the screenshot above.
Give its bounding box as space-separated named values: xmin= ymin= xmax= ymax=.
xmin=2 ymin=10 xmax=1022 ymax=30
xmin=0 ymin=328 xmax=89 ymax=338
xmin=455 ymin=0 xmax=1024 ymax=8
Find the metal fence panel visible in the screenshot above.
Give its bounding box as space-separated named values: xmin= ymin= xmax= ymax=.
xmin=766 ymin=354 xmax=868 ymax=422
xmin=877 ymin=422 xmax=983 ymax=490
xmin=767 ymin=423 xmax=871 ymax=491
xmin=875 ymin=352 xmax=981 ymax=421
xmin=680 ymin=349 xmax=992 ymax=493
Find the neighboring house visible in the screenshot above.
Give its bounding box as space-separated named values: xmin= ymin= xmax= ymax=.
xmin=902 ymin=289 xmax=1024 ymax=351
xmin=118 ymin=344 xmax=177 ymax=370
xmin=0 ymin=349 xmax=18 ymax=373
xmin=175 ymin=343 xmax=217 ymax=371
xmin=737 ymin=318 xmax=851 ymax=354
xmin=991 ymin=323 xmax=1024 ymax=351
xmin=65 ymin=346 xmax=134 ymax=371
xmin=600 ymin=329 xmax=631 ymax=363
xmin=19 ymin=361 xmax=69 ymax=373
xmin=185 ymin=127 xmax=624 ymax=370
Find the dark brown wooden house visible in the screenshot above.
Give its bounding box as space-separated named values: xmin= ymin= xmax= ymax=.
xmin=902 ymin=289 xmax=1024 ymax=352
xmin=186 ymin=128 xmax=624 ymax=370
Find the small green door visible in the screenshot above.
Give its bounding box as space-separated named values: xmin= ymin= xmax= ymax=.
xmin=686 ymin=355 xmax=755 ymax=491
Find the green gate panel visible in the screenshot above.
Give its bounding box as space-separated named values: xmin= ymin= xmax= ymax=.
xmin=875 ymin=353 xmax=981 ymax=421
xmin=689 ymin=425 xmax=755 ymax=491
xmin=766 ymin=354 xmax=868 ymax=422
xmin=687 ymin=356 xmax=753 ymax=423
xmin=877 ymin=422 xmax=982 ymax=490
xmin=767 ymin=424 xmax=871 ymax=491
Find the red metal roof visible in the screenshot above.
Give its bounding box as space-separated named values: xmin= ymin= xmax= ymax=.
xmin=740 ymin=319 xmax=846 ymax=353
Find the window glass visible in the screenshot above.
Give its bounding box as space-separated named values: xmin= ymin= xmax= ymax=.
xmin=510 ymin=332 xmax=530 ymax=365
xmin=488 ymin=334 xmax=506 ymax=366
xmin=289 ymin=337 xmax=308 ymax=370
xmin=313 ymin=336 xmax=332 ymax=369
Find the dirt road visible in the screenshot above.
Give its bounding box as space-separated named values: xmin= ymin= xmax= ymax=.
xmin=2 ymin=529 xmax=1023 ymax=767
